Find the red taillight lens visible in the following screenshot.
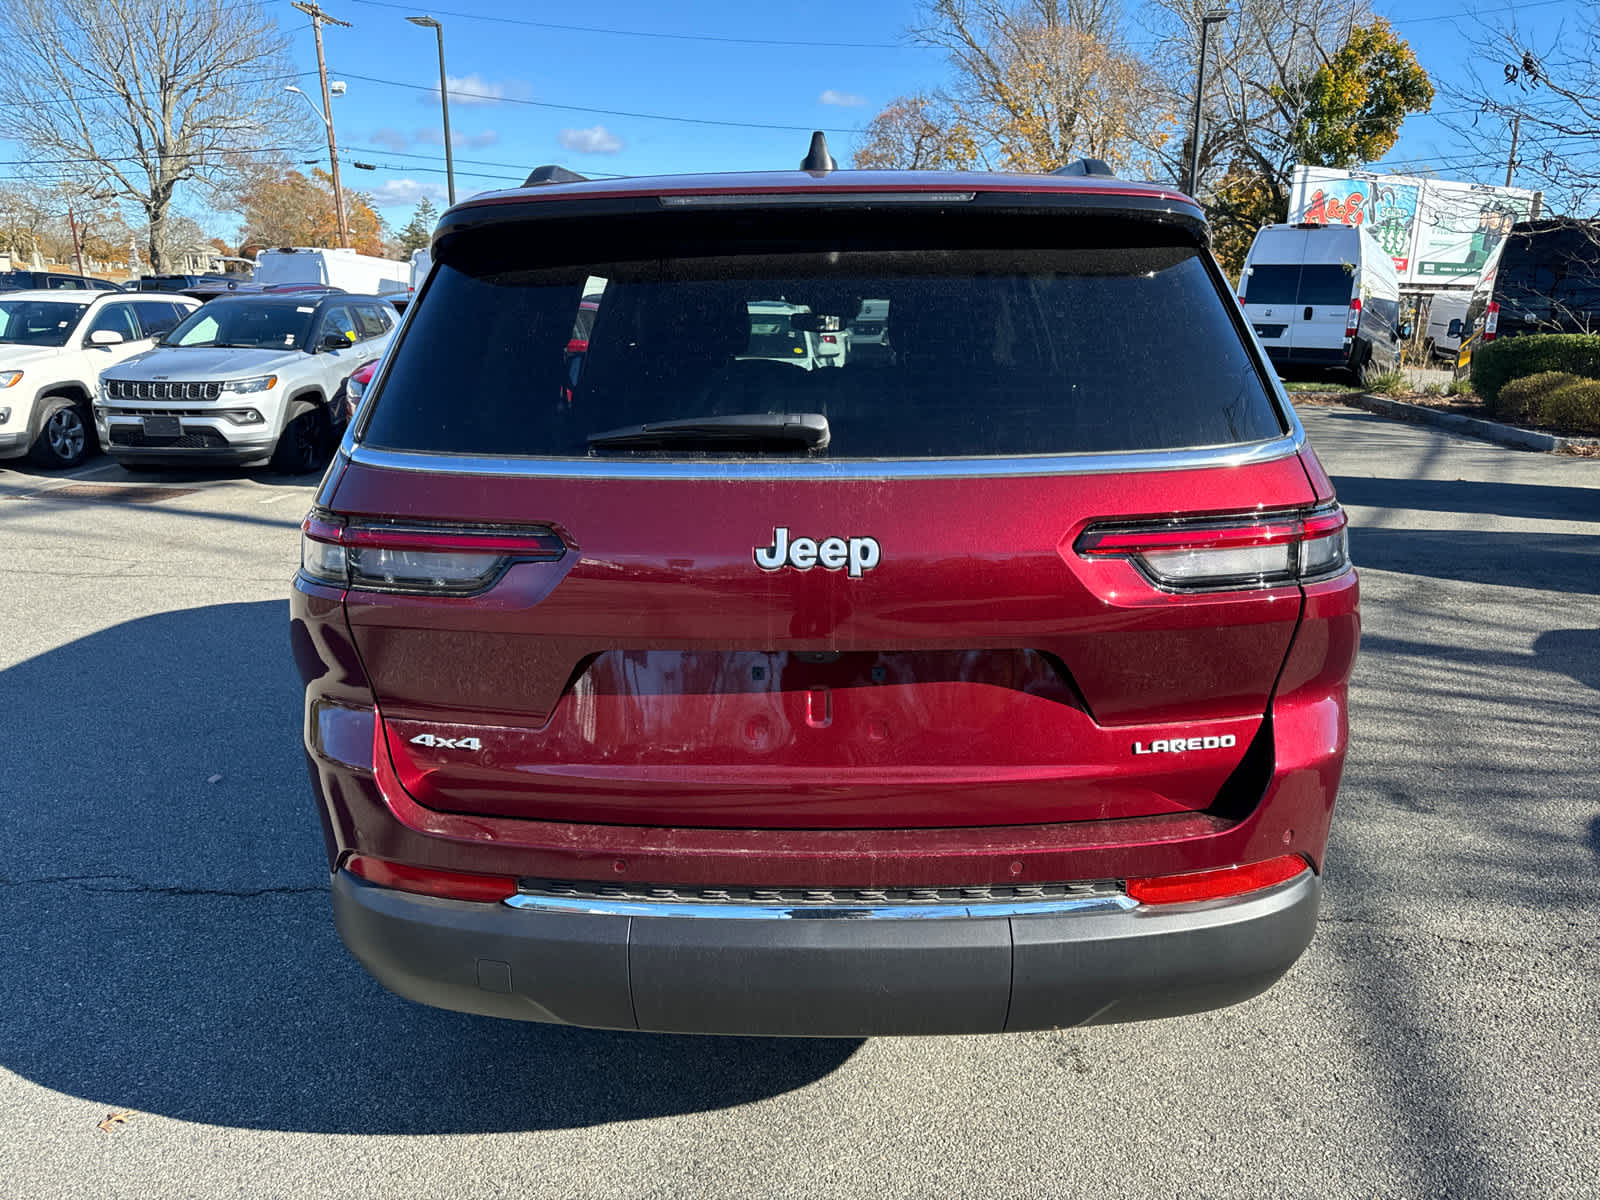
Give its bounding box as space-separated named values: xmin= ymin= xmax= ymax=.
xmin=1075 ymin=505 xmax=1349 ymax=590
xmin=300 ymin=513 xmax=565 ymax=594
xmin=1484 ymin=301 xmax=1499 ymax=342
xmin=1345 ymin=296 xmax=1362 ymax=338
xmin=1126 ymin=854 xmax=1310 ymax=905
xmin=821 ymin=334 xmax=838 ymax=343
xmin=346 ymin=854 xmax=518 ymax=902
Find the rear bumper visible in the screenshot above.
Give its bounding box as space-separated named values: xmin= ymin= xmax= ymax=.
xmin=331 ymin=867 xmax=1321 ymax=1036
xmin=108 ymin=445 xmax=270 ymax=465
xmin=1263 ymin=346 xmax=1350 ymax=367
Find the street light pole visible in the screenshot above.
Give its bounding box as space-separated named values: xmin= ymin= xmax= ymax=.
xmin=1186 ymin=10 xmax=1229 ymax=198
xmin=291 ymin=1 xmax=353 ymax=248
xmin=407 ymin=15 xmax=455 ymax=206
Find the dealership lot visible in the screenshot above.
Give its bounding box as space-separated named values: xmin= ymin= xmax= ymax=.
xmin=0 ymin=405 xmax=1596 ymax=1199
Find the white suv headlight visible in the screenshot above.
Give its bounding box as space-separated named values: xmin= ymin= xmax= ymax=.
xmin=221 ymin=374 xmax=278 ymax=394
xmin=0 ymin=370 xmax=22 ymax=389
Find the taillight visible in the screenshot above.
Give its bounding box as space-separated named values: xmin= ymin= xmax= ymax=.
xmin=346 ymin=854 xmax=517 ymax=902
xmin=300 ymin=512 xmax=566 ymax=595
xmin=346 ymin=363 xmax=377 ymax=417
xmin=1344 ymin=296 xmax=1362 ymax=338
xmin=1075 ymin=504 xmax=1350 ymax=591
xmin=821 ymin=334 xmax=838 ymax=344
xmin=1126 ymin=854 xmax=1310 ymax=905
xmin=1484 ymin=301 xmax=1499 ymax=342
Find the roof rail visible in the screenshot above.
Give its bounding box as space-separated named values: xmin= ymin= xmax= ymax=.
xmin=1052 ymin=159 xmax=1117 ymax=178
xmin=523 ymin=165 xmax=589 ymax=187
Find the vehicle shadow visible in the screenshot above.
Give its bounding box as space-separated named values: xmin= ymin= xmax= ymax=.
xmin=1332 ymin=474 xmax=1600 ymax=523
xmin=1350 ymin=528 xmax=1599 ymax=595
xmin=0 ymin=601 xmax=859 ymax=1134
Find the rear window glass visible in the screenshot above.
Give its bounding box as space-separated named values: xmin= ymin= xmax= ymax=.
xmin=1498 ymin=225 xmax=1600 ymax=327
xmin=1242 ymin=265 xmax=1300 ymax=306
xmin=1243 ymin=264 xmax=1353 ymax=307
xmin=363 ymin=224 xmax=1283 ymax=459
xmin=1297 ymin=265 xmax=1355 ymax=307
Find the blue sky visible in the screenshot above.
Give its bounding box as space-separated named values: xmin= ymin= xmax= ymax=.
xmin=300 ymin=0 xmax=1579 ymax=226
xmin=2 ymin=0 xmax=1586 ymax=239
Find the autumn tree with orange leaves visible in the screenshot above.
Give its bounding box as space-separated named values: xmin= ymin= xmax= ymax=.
xmin=234 ymin=168 xmax=389 ymax=259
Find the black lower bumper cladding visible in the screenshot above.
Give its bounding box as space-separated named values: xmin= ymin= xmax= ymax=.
xmin=332 ymin=869 xmax=1320 ymax=1037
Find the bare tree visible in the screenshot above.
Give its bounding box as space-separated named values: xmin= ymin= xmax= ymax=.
xmin=1438 ymin=9 xmax=1600 ymax=217
xmin=1143 ymin=0 xmax=1372 ymax=198
xmin=0 ymin=0 xmax=313 ymax=270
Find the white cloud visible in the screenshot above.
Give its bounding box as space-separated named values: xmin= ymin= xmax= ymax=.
xmin=424 ymin=73 xmax=521 ymax=106
xmin=415 ymin=127 xmax=501 ymax=150
xmin=369 ymin=178 xmax=450 ymax=207
xmin=371 ymin=127 xmax=411 ymax=152
xmin=819 ymin=89 xmax=866 ymax=107
xmin=558 ymin=125 xmax=623 ymax=155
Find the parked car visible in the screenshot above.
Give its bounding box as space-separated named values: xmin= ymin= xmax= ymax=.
xmin=254 ymin=247 xmax=408 ymax=306
xmin=344 ymin=356 xmax=379 ymax=423
xmin=97 ymin=292 xmax=395 ymax=472
xmin=1460 ymin=219 xmax=1600 ymax=351
xmin=1239 ymin=222 xmax=1404 ymax=379
xmin=0 ymin=289 xmax=198 ymax=468
xmin=0 ymin=270 xmax=123 ymax=293
xmin=134 ymin=273 xmax=259 ymax=302
xmin=292 ymin=151 xmax=1360 ymax=1037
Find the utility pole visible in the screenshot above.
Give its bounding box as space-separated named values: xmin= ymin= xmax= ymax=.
xmin=1186 ymin=11 xmax=1229 ymax=197
xmin=67 ymin=202 xmax=85 ymax=277
xmin=292 ymin=1 xmax=353 ymax=248
xmin=1505 ymin=112 xmax=1522 ymax=188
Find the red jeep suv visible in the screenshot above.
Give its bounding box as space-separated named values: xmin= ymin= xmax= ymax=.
xmin=291 ymin=154 xmax=1359 ymax=1036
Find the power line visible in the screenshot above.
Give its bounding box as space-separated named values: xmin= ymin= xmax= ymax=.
xmin=332 ymin=69 xmax=869 ymax=134
xmin=7 ymin=70 xmax=318 ymax=108
xmin=342 ymin=0 xmax=922 ymax=50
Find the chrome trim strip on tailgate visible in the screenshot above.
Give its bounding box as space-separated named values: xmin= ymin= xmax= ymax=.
xmin=346 ymin=429 xmax=1305 ymax=481
xmin=504 ymin=892 xmax=1139 ymax=920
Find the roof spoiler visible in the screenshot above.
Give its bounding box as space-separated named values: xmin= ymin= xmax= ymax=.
xmin=523 ymin=165 xmax=588 ymax=187
xmin=1052 ymin=159 xmax=1117 ymax=178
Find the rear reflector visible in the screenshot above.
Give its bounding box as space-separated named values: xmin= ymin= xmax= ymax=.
xmin=1126 ymin=855 xmax=1309 ymax=905
xmin=301 ymin=512 xmax=565 ymax=595
xmin=346 ymin=854 xmax=518 ymax=902
xmin=1075 ymin=504 xmax=1350 ymax=590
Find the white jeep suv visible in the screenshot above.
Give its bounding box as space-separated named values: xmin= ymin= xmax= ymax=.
xmin=0 ymin=290 xmax=199 ymax=468
xmin=98 ymin=293 xmax=395 ymax=473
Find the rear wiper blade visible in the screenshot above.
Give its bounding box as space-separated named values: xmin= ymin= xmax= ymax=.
xmin=587 ymin=412 xmax=830 ymax=451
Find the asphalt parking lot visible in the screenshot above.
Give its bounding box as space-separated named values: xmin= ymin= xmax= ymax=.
xmin=1 ymin=406 xmax=1596 ymax=1199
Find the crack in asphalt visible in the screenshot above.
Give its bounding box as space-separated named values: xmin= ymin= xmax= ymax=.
xmin=0 ymin=873 xmax=325 ymax=898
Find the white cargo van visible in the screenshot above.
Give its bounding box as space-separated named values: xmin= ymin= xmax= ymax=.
xmin=1238 ymin=223 xmax=1403 ymax=379
xmin=1423 ymin=291 xmax=1470 ymax=362
xmin=401 ymin=247 xmax=432 ymax=311
xmin=254 ymin=247 xmax=409 ymax=302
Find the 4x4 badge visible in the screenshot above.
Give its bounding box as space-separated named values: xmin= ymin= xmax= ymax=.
xmin=409 ymin=733 xmax=483 ymax=751
xmin=754 ymin=527 xmax=881 ymax=578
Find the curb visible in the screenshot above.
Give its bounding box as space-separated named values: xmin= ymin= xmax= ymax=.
xmin=1342 ymin=393 xmax=1592 ymax=453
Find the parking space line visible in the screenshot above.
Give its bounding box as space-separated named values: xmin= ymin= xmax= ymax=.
xmin=259 ymin=491 xmax=311 ymax=505
xmin=67 ymin=463 xmax=123 ymax=480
